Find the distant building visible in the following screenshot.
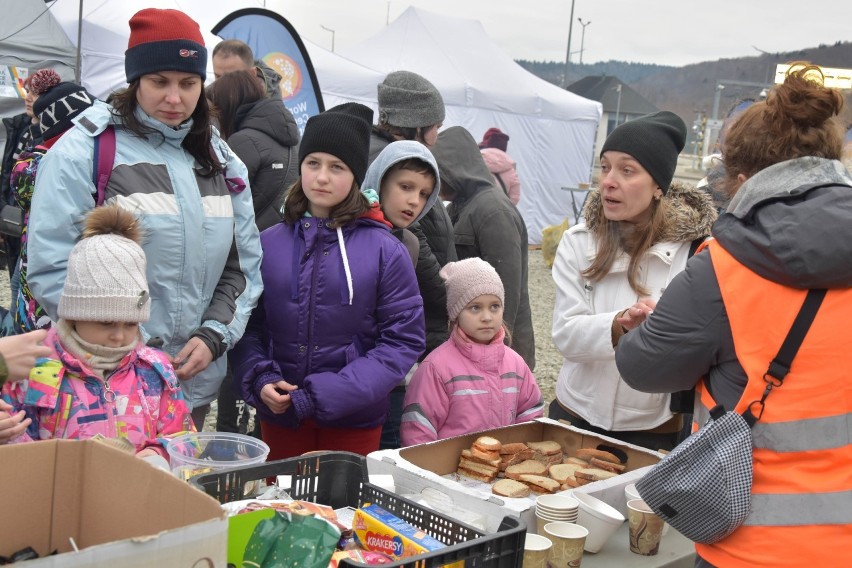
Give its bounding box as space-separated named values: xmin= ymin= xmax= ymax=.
xmin=567 ymin=76 xmax=658 ymax=157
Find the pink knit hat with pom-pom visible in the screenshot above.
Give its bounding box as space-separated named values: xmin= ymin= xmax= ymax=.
xmin=26 ymin=69 xmax=62 ymax=95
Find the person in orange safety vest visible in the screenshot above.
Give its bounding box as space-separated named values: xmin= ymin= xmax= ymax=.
xmin=613 ymin=62 xmax=852 ymax=567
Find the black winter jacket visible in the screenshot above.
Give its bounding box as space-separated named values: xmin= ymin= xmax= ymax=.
xmin=431 ymin=126 xmax=535 ymax=370
xmin=228 ymin=99 xmax=300 ymax=231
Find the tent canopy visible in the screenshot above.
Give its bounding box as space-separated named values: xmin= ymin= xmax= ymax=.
xmin=47 ymin=0 xmax=263 ymax=99
xmin=0 ymin=0 xmax=77 ymax=137
xmin=340 ymin=7 xmax=601 ymax=243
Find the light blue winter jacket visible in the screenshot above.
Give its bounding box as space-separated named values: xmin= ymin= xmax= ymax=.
xmin=26 ymin=101 xmax=263 ymax=408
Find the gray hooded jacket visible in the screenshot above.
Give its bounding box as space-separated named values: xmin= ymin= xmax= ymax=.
xmin=363 ymin=141 xmax=448 ymax=356
xmin=431 ymin=126 xmax=535 ymax=369
xmin=616 ymin=157 xmax=852 ymax=410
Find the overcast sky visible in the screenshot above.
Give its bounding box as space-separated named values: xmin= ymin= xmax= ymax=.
xmin=266 ymin=0 xmax=850 ymax=67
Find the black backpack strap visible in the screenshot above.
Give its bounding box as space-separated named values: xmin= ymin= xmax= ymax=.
xmin=744 ymin=288 xmax=826 ymax=425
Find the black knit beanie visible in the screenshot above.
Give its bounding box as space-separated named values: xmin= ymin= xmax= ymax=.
xmin=33 ymin=82 xmax=97 ymax=142
xmin=298 ymin=102 xmax=374 ymax=186
xmin=600 ymin=111 xmax=686 ymax=193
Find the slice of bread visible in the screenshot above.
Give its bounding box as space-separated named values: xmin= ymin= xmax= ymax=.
xmin=548 ymin=463 xmax=585 ymax=484
xmin=517 ymin=474 xmax=560 ymax=494
xmin=505 ymin=460 xmax=547 ymax=480
xmin=563 ymin=456 xmax=590 ymax=466
xmin=561 ymin=477 xmax=580 ymax=489
xmin=462 ymin=448 xmax=501 ymax=467
xmin=574 ymin=467 xmax=620 ymax=483
xmin=527 ymin=440 xmax=562 ymax=455
xmin=499 ymin=442 xmax=530 ymax=455
xmin=458 ymin=457 xmax=499 ymax=476
xmin=473 ymin=436 xmax=502 ymax=452
xmin=492 ymin=478 xmax=531 ymax=498
xmin=457 ymin=466 xmax=497 ymax=483
xmin=575 ymin=448 xmax=623 ymax=464
xmin=590 ymin=457 xmax=627 ymax=473
xmin=535 ymin=451 xmax=564 ymax=465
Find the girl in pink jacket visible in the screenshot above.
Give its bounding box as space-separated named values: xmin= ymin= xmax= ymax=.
xmin=0 ymin=206 xmax=193 ymax=458
xmin=401 ymin=258 xmax=543 ymax=445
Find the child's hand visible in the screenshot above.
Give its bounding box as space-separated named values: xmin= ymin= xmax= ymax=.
xmin=260 ymin=380 xmax=297 ymax=414
xmin=0 ymin=400 xmax=30 ymax=444
xmin=0 ymin=330 xmax=53 ymax=382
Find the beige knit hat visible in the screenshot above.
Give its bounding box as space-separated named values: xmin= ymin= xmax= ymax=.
xmin=441 ymin=258 xmax=505 ymax=321
xmin=58 ymin=205 xmax=150 ymax=322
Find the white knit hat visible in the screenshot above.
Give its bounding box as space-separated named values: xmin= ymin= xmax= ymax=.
xmin=58 ymin=206 xmax=150 ymax=322
xmin=441 ymin=258 xmax=505 ymax=321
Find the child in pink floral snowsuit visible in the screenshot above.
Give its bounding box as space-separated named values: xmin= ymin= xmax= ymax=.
xmin=0 ymin=205 xmax=193 ymax=458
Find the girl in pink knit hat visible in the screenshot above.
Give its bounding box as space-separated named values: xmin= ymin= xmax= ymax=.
xmin=400 ymin=257 xmax=543 ymax=446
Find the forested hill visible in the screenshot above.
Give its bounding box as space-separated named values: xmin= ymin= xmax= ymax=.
xmin=518 ymin=41 xmax=852 ymax=127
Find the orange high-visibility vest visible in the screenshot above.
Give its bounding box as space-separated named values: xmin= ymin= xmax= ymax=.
xmin=692 ymin=242 xmax=852 ymax=567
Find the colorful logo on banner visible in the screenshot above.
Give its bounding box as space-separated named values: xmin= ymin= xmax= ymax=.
xmin=0 ymin=66 xmax=28 ymax=99
xmin=213 ymin=9 xmax=324 ymax=134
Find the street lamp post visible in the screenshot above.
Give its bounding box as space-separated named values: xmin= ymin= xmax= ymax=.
xmin=613 ymin=84 xmax=622 ymax=130
xmin=563 ymin=0 xmax=576 ymax=88
xmin=320 ymin=25 xmax=336 ymax=52
xmin=577 ymin=18 xmax=591 ymax=65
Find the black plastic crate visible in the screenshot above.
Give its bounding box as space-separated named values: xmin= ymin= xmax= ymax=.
xmin=191 ymin=451 xmax=524 ymax=568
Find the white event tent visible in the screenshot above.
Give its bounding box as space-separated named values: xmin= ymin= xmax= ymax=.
xmin=5 ymin=2 xmax=600 ymax=242
xmin=339 ymin=7 xmax=602 ymax=243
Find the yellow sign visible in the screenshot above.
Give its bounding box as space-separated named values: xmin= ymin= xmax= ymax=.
xmin=774 ymin=64 xmax=852 ymax=89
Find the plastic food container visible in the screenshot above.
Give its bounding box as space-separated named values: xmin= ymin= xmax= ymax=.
xmin=166 ymin=432 xmax=270 ymax=482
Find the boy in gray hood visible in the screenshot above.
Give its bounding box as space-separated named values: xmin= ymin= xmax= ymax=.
xmin=363 ymin=140 xmax=441 ymax=449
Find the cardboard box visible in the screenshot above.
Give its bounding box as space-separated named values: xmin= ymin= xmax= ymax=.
xmin=367 ymin=418 xmax=663 ymax=533
xmin=0 ymin=439 xmax=227 ymax=566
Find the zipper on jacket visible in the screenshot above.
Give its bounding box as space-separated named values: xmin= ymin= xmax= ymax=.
xmin=100 ymin=374 xmax=118 ymax=438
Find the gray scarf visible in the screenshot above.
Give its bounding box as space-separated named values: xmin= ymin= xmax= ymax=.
xmin=56 ymin=319 xmax=138 ymax=378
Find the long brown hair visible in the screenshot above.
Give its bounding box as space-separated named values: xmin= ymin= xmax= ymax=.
xmin=282 ymin=177 xmax=370 ymax=229
xmin=110 ymin=79 xmax=222 ymax=176
xmin=723 ymin=62 xmax=844 ymax=194
xmin=582 ymin=197 xmax=667 ymax=296
xmin=207 ymin=70 xmax=265 ymax=139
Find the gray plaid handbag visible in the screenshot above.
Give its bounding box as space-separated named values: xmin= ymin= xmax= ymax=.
xmin=636 ymin=288 xmax=825 ymax=544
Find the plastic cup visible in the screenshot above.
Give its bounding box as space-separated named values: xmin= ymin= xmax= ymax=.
xmin=523 ymin=533 xmax=552 ymax=568
xmin=627 ymin=499 xmax=665 ymax=556
xmin=544 ymin=521 xmax=588 ymax=567
xmin=166 ymin=432 xmax=270 ymax=482
xmin=573 ymin=492 xmax=625 ymax=553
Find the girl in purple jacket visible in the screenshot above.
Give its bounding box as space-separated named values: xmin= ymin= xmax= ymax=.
xmin=401 ymin=258 xmax=543 ymax=446
xmin=231 ymin=103 xmax=425 ymax=460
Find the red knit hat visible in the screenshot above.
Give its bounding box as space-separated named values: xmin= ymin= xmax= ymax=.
xmin=125 ymin=8 xmax=207 ymax=83
xmin=26 ymin=69 xmax=62 ymax=95
xmin=479 ymin=127 xmax=510 ymax=152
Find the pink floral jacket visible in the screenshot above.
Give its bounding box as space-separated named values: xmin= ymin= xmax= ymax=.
xmin=1 ymin=328 xmax=193 ymax=457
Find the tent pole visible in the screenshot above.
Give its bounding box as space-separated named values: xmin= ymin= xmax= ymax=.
xmin=75 ymin=0 xmax=83 ymax=83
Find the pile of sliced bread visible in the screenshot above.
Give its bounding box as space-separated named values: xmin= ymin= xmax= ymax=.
xmin=455 ymin=437 xmax=628 ymax=497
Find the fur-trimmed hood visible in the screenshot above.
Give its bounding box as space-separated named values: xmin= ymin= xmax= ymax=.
xmin=582 ymin=181 xmax=717 ymax=243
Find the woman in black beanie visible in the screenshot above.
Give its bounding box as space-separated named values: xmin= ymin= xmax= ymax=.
xmin=549 ymin=111 xmax=717 ymax=451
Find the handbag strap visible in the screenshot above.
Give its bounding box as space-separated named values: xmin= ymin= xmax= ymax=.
xmin=744 ymin=288 xmax=827 ymax=425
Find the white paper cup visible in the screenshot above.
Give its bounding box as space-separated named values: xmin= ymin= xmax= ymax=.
xmin=625 ymin=483 xmax=669 ymax=535
xmin=523 ymin=533 xmax=552 ymax=568
xmin=573 ymin=492 xmax=625 ymax=553
xmin=627 ymin=499 xmax=665 ymax=556
xmin=544 ymin=522 xmax=588 ymax=568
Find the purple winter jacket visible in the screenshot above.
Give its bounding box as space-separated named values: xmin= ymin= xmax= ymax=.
xmin=231 ymin=215 xmax=425 ymax=429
